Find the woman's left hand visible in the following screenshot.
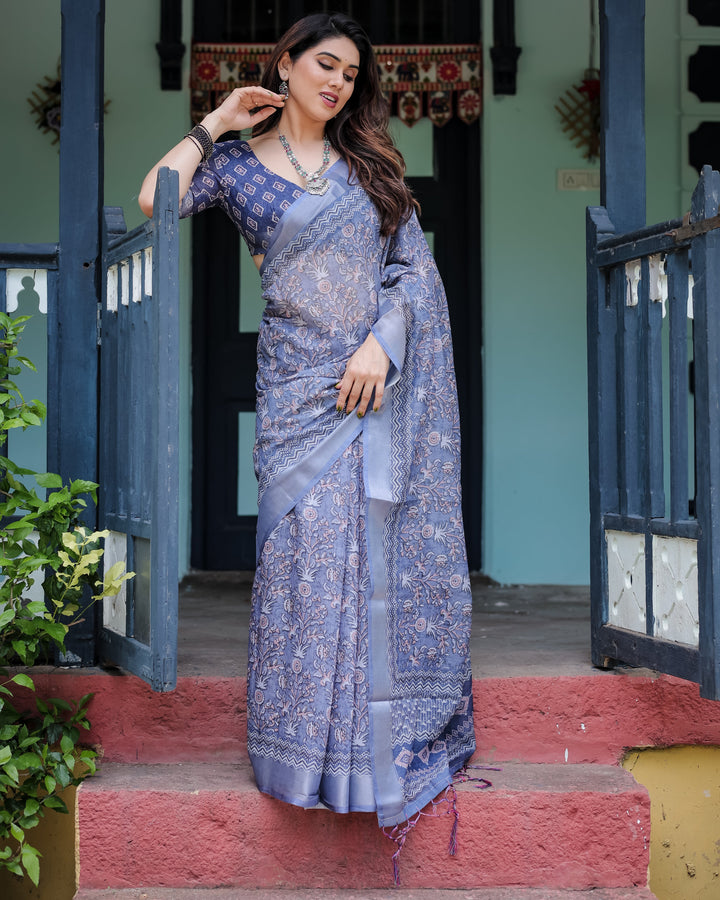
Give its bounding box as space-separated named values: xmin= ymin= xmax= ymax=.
xmin=336 ymin=333 xmax=390 ymax=418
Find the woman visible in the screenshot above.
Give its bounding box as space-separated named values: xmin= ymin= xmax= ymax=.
xmin=140 ymin=11 xmax=475 ymax=841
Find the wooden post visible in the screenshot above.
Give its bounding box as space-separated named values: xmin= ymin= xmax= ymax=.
xmin=151 ymin=168 xmax=180 ymax=691
xmin=586 ymin=206 xmax=617 ymax=668
xmin=490 ymin=0 xmax=521 ymax=95
xmin=52 ymin=0 xmax=105 ymax=665
xmin=589 ymin=0 xmax=645 ymax=668
xmin=690 ymin=166 xmax=720 ymax=700
xmin=157 ymin=0 xmax=185 ymax=90
xmin=599 ymin=0 xmax=646 ymax=232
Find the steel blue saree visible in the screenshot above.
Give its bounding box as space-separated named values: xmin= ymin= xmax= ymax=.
xmin=245 ymin=158 xmax=475 ymax=828
xmin=181 ymin=142 xmax=475 ymax=827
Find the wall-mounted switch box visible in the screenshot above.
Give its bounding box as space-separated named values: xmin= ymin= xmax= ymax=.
xmin=557 ymin=168 xmax=601 ymax=191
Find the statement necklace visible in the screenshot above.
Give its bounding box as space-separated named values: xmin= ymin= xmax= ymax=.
xmin=278 ymin=132 xmax=331 ymax=195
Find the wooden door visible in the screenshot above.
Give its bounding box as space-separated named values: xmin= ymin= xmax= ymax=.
xmin=190 ymin=0 xmax=482 ymax=570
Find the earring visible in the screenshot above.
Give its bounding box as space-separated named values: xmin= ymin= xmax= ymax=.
xmin=279 ymin=79 xmax=289 ymax=98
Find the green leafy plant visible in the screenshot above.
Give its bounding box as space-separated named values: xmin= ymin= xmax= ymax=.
xmin=0 ymin=311 xmax=132 ymax=885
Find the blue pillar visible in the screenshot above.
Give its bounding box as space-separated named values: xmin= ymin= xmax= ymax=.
xmin=600 ymin=0 xmax=646 ymax=232
xmin=589 ymin=0 xmax=645 ymax=668
xmin=52 ymin=0 xmax=105 ymax=664
xmin=690 ymin=167 xmax=720 ymax=700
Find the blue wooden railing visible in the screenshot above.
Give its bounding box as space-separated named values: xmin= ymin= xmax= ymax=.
xmin=588 ymin=165 xmax=720 ymax=699
xmin=97 ymin=167 xmax=179 ymax=691
xmin=1 ymin=170 xmax=179 ymax=693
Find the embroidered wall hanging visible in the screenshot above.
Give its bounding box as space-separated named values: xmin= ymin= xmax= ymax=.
xmin=28 ymin=66 xmax=63 ymax=145
xmin=28 ymin=63 xmax=111 ymax=148
xmin=555 ymin=69 xmax=600 ymax=162
xmin=555 ymin=0 xmax=600 ymax=162
xmin=190 ymin=43 xmax=482 ymax=127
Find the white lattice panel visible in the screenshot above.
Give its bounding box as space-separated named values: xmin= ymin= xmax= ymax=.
xmin=5 ymin=268 xmax=48 ymax=314
xmin=606 ymin=530 xmax=647 ymax=632
xmin=652 ymin=536 xmax=699 ymax=646
xmin=103 ymin=530 xmax=128 ymax=635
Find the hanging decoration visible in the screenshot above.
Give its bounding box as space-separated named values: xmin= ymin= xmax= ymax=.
xmin=28 ymin=65 xmax=63 ymax=145
xmin=190 ymin=43 xmax=482 ymax=127
xmin=491 ymin=0 xmax=521 ymax=95
xmin=554 ymin=0 xmax=601 ymax=161
xmin=555 ymin=71 xmax=600 ymax=161
xmin=28 ymin=62 xmax=111 ymax=147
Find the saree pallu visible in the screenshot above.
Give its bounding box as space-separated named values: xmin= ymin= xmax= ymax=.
xmin=248 ymin=160 xmax=475 ymax=828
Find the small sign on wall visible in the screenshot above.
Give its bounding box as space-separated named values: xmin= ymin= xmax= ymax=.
xmin=557 ymin=168 xmax=601 ymax=191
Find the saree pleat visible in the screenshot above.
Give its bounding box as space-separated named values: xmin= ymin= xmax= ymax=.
xmin=249 ymin=441 xmax=376 ymax=813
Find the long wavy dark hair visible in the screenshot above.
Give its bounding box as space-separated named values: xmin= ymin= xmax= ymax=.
xmin=254 ymin=12 xmax=418 ymax=236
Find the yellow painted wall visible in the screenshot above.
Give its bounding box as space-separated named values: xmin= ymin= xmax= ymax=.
xmin=0 ymin=786 xmax=76 ymax=900
xmin=623 ymin=746 xmax=720 ymax=900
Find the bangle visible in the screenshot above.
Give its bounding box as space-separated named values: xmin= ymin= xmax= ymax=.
xmin=185 ymin=123 xmax=214 ymax=163
xmin=185 ymin=133 xmax=204 ymax=159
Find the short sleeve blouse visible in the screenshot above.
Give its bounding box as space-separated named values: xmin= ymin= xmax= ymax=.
xmin=179 ymin=140 xmax=304 ymax=256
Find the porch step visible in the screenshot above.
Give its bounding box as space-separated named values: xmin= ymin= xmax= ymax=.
xmin=20 ymin=668 xmax=720 ymax=765
xmin=76 ymin=760 xmax=650 ymax=892
xmin=75 ymin=889 xmax=659 ymax=899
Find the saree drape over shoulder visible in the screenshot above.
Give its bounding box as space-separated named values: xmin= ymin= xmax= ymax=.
xmin=184 ymin=146 xmax=475 ymax=828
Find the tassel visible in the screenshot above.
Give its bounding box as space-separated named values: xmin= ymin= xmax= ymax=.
xmin=455 ymin=762 xmax=499 ymax=790
xmin=382 ymin=782 xmax=462 ymax=884
xmin=382 ymin=768 xmax=501 ymax=883
xmin=448 ymin=804 xmax=459 ymax=856
xmin=392 ymin=852 xmax=401 ymax=886
xmin=384 ymin=820 xmax=411 ymax=886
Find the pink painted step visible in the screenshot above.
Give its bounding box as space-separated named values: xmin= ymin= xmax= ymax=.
xmin=76 ymin=760 xmax=650 ymax=892
xmin=17 ymin=669 xmax=720 ymax=765
xmin=75 ymin=888 xmax=658 ymax=899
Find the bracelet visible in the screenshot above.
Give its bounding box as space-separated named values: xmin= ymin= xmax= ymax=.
xmin=185 ymin=123 xmax=214 ymax=163
xmin=185 ymin=133 xmax=204 ymax=159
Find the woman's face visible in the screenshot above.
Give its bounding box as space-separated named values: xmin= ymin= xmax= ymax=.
xmin=280 ymin=36 xmax=361 ymax=123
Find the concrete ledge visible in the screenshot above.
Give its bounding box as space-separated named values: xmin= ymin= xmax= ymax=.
xmin=12 ymin=671 xmax=247 ymax=763
xmin=475 ymin=672 xmax=720 ymax=763
xmin=75 ymin=888 xmax=658 ymax=900
xmin=12 ymin=669 xmax=720 ymax=765
xmin=76 ymin=761 xmax=650 ymax=891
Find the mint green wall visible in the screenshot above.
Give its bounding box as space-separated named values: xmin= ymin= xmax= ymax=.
xmin=1 ymin=0 xmax=194 ymax=577
xmin=1 ymin=1 xmax=686 ymax=585
xmin=1 ymin=3 xmax=60 ymax=485
xmin=104 ymin=0 xmax=194 ymax=578
xmin=1 ymin=3 xmax=59 ymax=243
xmin=481 ymin=0 xmax=681 ymax=584
xmin=646 ymin=1 xmax=682 ymax=224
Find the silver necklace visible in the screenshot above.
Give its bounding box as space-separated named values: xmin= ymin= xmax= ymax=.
xmin=278 ymin=132 xmax=331 ymax=195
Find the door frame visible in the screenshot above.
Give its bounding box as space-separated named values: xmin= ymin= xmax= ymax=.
xmin=189 ymin=0 xmax=484 ymax=571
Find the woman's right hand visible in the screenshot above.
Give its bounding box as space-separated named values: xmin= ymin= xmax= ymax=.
xmin=204 ymin=87 xmax=287 ymax=137
xmin=138 ymin=86 xmax=285 ymax=217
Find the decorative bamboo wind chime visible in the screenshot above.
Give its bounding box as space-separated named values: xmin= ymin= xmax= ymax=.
xmin=555 ymin=0 xmax=601 ymax=162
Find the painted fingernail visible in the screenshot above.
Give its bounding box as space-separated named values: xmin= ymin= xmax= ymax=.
xmin=357 ymin=411 xmax=364 ymax=419
xmin=336 ymin=406 xmax=343 ymax=413
xmin=373 ymin=405 xmax=379 ymax=412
